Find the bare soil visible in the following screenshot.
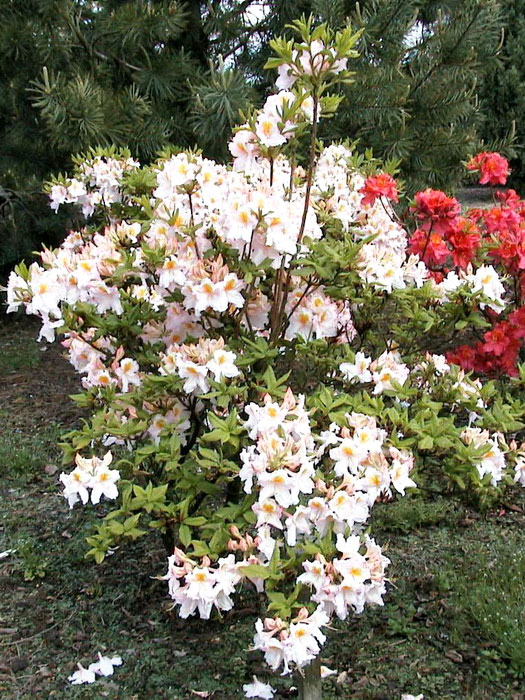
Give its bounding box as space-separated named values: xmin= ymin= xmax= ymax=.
xmin=0 ymin=316 xmax=84 ymax=432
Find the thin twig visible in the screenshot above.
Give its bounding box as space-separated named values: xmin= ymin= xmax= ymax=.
xmin=1 ymin=613 xmax=75 ymax=647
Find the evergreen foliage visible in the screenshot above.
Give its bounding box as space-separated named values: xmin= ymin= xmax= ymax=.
xmin=345 ymin=0 xmax=505 ymax=192
xmin=478 ymin=0 xmax=525 ymax=186
xmin=0 ymin=0 xmax=252 ymax=271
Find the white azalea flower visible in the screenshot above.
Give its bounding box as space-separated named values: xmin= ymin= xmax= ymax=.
xmin=206 ymin=349 xmax=239 ymax=381
xmin=68 ymin=663 xmax=96 ymax=685
xmin=243 ymin=676 xmax=275 ymax=699
xmin=88 ymin=652 xmax=123 ymax=677
xmin=90 ymin=465 xmax=120 ymax=504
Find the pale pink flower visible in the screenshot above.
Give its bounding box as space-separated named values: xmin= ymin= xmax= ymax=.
xmin=330 ymin=438 xmax=366 ymax=476
xmin=275 ymin=63 xmax=297 ymax=90
xmin=297 ymin=559 xmax=326 ymax=589
xmin=390 ymin=460 xmax=417 ymax=495
xmin=88 ymin=653 xmax=123 ymax=677
xmin=68 ymin=663 xmax=96 ymax=685
xmin=243 ymin=676 xmax=275 ymax=699
xmin=193 ymin=279 xmax=228 ymax=315
xmin=60 ymin=468 xmax=91 ymax=508
xmin=255 ymin=114 xmax=287 ymax=147
xmin=253 ymin=499 xmax=283 ymax=530
xmin=258 ymin=469 xmax=298 ymax=508
xmin=229 ymin=128 xmax=259 ymax=171
xmin=340 ymin=352 xmax=372 ymax=383
xmin=115 ymin=357 xmax=141 ymax=392
xmin=49 ymin=184 xmax=68 ymax=212
xmin=176 ymin=359 xmax=209 ymax=394
xmin=90 ymin=464 xmax=120 ymax=505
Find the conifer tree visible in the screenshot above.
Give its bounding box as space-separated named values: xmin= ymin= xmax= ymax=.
xmin=344 ymin=0 xmax=504 ymax=191
xmin=478 ymin=0 xmax=525 ymax=186
xmin=0 ymin=0 xmax=252 ymax=269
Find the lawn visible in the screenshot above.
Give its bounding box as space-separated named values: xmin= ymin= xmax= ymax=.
xmin=1 ymin=317 xmax=525 ymax=700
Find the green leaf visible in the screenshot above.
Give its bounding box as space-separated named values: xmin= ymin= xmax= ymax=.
xmin=179 ymin=524 xmax=191 ymax=547
xmin=238 ymin=564 xmax=271 ymax=580
xmin=418 ymin=435 xmax=434 ymax=450
xmin=184 ymin=516 xmax=207 ymax=526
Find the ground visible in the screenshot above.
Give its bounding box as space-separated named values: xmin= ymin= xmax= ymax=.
xmin=1 ymin=312 xmax=525 ymax=700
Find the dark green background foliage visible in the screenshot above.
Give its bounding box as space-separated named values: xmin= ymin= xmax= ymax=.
xmin=0 ymin=0 xmax=254 ymax=271
xmin=478 ymin=0 xmax=525 ymax=186
xmin=0 ymin=0 xmax=514 ymax=273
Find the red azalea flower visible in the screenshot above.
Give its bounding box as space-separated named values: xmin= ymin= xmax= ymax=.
xmin=466 ymin=151 xmax=510 ymax=186
xmin=448 ymin=338 xmax=521 ymax=377
xmin=489 ymin=225 xmax=525 ymax=274
xmin=482 ymin=322 xmax=518 ymax=356
xmin=484 ymin=206 xmax=521 ymax=235
xmin=411 ymin=189 xmax=460 ymax=236
xmin=508 ymin=305 xmax=525 ymax=338
xmin=446 ymin=217 xmax=481 ymax=269
xmin=496 ymin=189 xmax=521 ymax=208
xmin=466 ymin=152 xmax=488 ymax=172
xmin=428 ymin=270 xmax=445 ymax=283
xmin=479 ymin=153 xmax=510 ymax=186
xmin=408 ymin=229 xmax=450 ymax=266
xmin=465 ymin=207 xmax=486 ymax=224
xmin=449 ymin=311 xmax=525 ymax=378
xmin=360 ymin=173 xmax=399 ymax=206
xmin=446 ymin=344 xmax=481 ymax=373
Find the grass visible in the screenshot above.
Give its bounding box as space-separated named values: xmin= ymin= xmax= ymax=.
xmin=0 ymin=318 xmax=41 ymax=375
xmin=0 ymin=417 xmax=62 ymax=479
xmin=2 ymin=323 xmax=525 ymax=698
xmin=453 ymin=542 xmax=525 ymax=673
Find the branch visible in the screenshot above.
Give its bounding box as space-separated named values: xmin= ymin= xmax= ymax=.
xmin=63 ymin=9 xmax=142 ymax=73
xmin=408 ymin=9 xmax=481 ymax=99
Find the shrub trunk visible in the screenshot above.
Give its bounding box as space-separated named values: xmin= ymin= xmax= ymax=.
xmin=297 ymin=657 xmax=322 ymax=700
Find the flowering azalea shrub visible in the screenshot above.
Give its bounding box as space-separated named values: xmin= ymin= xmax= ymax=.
xmin=6 ymin=18 xmax=525 ymax=698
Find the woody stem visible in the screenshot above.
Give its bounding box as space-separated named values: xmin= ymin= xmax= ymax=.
xmin=420 ymin=222 xmax=434 ymax=263
xmin=271 ymin=94 xmax=320 ymax=342
xmin=297 ymin=657 xmax=322 ymax=700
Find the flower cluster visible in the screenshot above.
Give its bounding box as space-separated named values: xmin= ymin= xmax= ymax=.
xmin=50 ymin=154 xmax=139 ymax=217
xmin=253 ymin=608 xmax=329 ymax=674
xmin=359 ymin=173 xmax=399 ymax=207
xmin=275 ymin=38 xmax=349 ymax=90
xmin=340 ymin=350 xmax=410 ymax=395
xmin=407 ymin=189 xmax=481 ymax=273
xmin=230 ymin=91 xmax=316 ymax=167
xmin=447 ymin=305 xmax=525 ymax=377
xmin=60 ymin=451 xmax=120 ymax=508
xmin=163 ymin=550 xmax=243 ymax=619
xmin=242 ymin=391 xmax=414 ymax=671
xmin=466 ymin=151 xmax=510 ymax=186
xmin=160 ymin=387 xmax=415 ymax=677
xmin=160 ymin=338 xmax=239 ymax=393
xmin=441 ymin=186 xmax=525 ymax=377
xmin=461 ymin=427 xmax=507 ymax=486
